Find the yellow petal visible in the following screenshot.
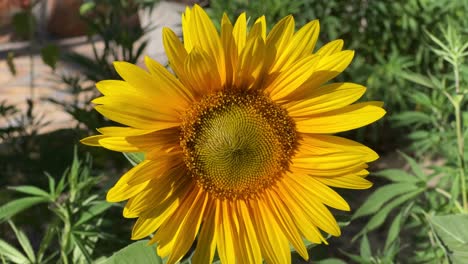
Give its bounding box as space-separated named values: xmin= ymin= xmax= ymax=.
xmin=166 ymin=190 xmax=208 ymax=264
xmin=247 ymin=16 xmax=266 ymax=42
xmin=267 ymin=54 xmax=320 ymax=101
xmin=316 ymin=174 xmax=373 ymax=189
xmin=286 ymin=173 xmax=350 ymax=211
xmin=191 ymin=198 xmax=217 ymax=264
xmin=184 ymin=47 xmax=222 ymax=94
xmin=80 ymin=135 xmax=104 ymax=146
xmin=235 ymin=200 xmax=263 ymax=264
xmin=162 ymin=27 xmax=188 ymax=79
xmin=285 ymin=82 xmax=366 ymax=116
xmin=184 ymin=5 xmax=225 ymax=85
xmin=232 ymin=12 xmax=247 ymax=54
xmin=106 ymin=161 xmax=152 ymax=202
xmin=316 ymin=39 xmax=344 ymax=56
xmin=249 ymin=199 xmax=291 ymax=264
xmin=221 ymin=13 xmax=237 ymax=88
xmin=235 ymin=36 xmax=266 ymax=90
xmin=262 ymin=190 xmax=309 ymax=260
xmin=97 ymin=126 xmax=153 ymax=136
xmin=281 ymin=179 xmax=341 ymax=236
xmin=217 ymin=200 xmax=237 ymax=264
xmin=295 ymin=102 xmax=386 ymax=133
xmin=273 ymin=184 xmax=326 ymax=244
xmin=144 ymin=56 xmax=194 ymax=103
xmin=274 ymin=20 xmax=320 ymax=71
xmin=94 ymin=102 xmax=180 ymax=130
xmin=297 ymin=134 xmax=379 ymax=162
xmin=266 ymin=15 xmax=295 ymax=72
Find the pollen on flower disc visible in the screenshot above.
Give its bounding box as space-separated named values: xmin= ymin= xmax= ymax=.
xmin=181 ymin=91 xmax=297 ymax=199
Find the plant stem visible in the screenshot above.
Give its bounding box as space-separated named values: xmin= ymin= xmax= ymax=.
xmin=454 ymin=103 xmax=467 ymax=211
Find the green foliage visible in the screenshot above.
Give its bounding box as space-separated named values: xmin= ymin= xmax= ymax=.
xmin=103 ymin=240 xmax=162 ymax=264
xmin=430 ymin=214 xmax=468 ymax=263
xmin=0 ymin=149 xmax=113 ymax=263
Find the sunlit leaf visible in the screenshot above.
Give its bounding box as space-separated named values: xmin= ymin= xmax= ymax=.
xmin=103 ymin=240 xmax=162 ymax=264
xmin=431 ymin=214 xmax=468 ymax=263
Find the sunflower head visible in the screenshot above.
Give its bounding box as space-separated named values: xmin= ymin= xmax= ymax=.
xmin=82 ymin=5 xmax=385 ymax=264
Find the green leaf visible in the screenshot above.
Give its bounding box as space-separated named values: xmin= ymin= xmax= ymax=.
xmin=74 ymin=201 xmax=113 ymax=227
xmin=393 ymin=111 xmax=431 ymax=126
xmin=431 ymin=214 xmax=468 ymax=263
xmin=123 ymin=152 xmax=145 ymax=166
xmin=79 ymin=2 xmax=96 ymax=15
xmin=103 ymin=240 xmax=162 ymax=264
xmin=359 ymin=234 xmax=372 ymax=259
xmin=12 ymin=11 xmax=35 ymax=38
xmin=8 ymin=185 xmax=51 ymax=199
xmin=374 ymin=169 xmax=420 ymax=183
xmin=316 ymin=258 xmax=347 ymax=264
xmin=363 ymin=189 xmax=423 ymax=234
xmin=400 ymin=152 xmax=426 ymax=180
xmin=7 ymin=52 xmax=16 ymax=75
xmin=0 ymin=197 xmax=48 ymax=222
xmin=384 ymin=212 xmax=403 ymax=251
xmin=352 ymin=183 xmax=420 ymax=219
xmin=0 ymin=239 xmax=29 ymax=264
xmin=41 ymin=44 xmax=60 ymax=70
xmin=8 ymin=221 xmax=35 ymax=262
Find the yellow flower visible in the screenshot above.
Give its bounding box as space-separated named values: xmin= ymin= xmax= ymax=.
xmin=82 ymin=5 xmax=385 ymax=264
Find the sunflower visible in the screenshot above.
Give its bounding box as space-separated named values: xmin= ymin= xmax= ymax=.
xmin=82 ymin=5 xmax=385 ymax=264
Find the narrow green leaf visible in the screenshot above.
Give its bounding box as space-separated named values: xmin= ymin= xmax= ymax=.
xmin=353 ymin=183 xmax=419 ymax=219
xmin=431 ymin=214 xmax=468 ymax=263
xmin=374 ymin=169 xmax=420 ymax=183
xmin=123 ymin=152 xmax=145 ymax=166
xmin=400 ymin=152 xmax=426 ymax=180
xmin=0 ymin=197 xmax=48 ymax=222
xmin=364 ymin=189 xmax=423 ymax=234
xmin=384 ymin=212 xmax=403 ymax=251
xmin=103 ymin=240 xmax=162 ymax=264
xmin=7 ymin=52 xmax=16 ymax=75
xmin=74 ymin=201 xmax=113 ymax=227
xmin=0 ymin=239 xmax=28 ymax=264
xmin=359 ymin=234 xmax=372 ymax=259
xmin=8 ymin=221 xmax=35 ymax=262
xmin=8 ymin=185 xmax=51 ymax=199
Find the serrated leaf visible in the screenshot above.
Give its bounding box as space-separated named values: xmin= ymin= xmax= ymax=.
xmin=8 ymin=185 xmax=51 ymax=199
xmin=41 ymin=44 xmax=60 ymax=70
xmin=0 ymin=239 xmax=29 ymax=264
xmin=431 ymin=214 xmax=468 ymax=263
xmin=103 ymin=240 xmax=162 ymax=264
xmin=74 ymin=201 xmax=113 ymax=227
xmin=374 ymin=169 xmax=420 ymax=183
xmin=400 ymin=152 xmax=426 ymax=180
xmin=353 ymin=183 xmax=419 ymax=219
xmin=123 ymin=152 xmax=145 ymax=166
xmin=393 ymin=111 xmax=431 ymax=126
xmin=363 ymin=189 xmax=423 ymax=234
xmin=0 ymin=197 xmax=48 ymax=222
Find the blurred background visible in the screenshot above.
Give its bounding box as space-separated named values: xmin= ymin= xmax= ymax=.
xmin=0 ymin=0 xmax=467 ymax=263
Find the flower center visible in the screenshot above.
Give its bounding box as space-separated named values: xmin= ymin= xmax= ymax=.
xmin=180 ymin=91 xmax=297 ymax=199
